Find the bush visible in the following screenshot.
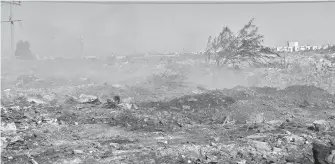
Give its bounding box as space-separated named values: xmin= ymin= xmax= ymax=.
xmin=15 ymin=40 xmax=35 ymax=60
xmin=146 ymin=70 xmax=187 ymax=89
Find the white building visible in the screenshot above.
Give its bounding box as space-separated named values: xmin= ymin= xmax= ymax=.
xmin=300 ymin=46 xmax=306 ymax=51
xmin=305 ymin=45 xmax=312 ymax=50
xmin=287 ymin=41 xmax=299 ymax=48
xmin=276 ymin=47 xmax=284 ymax=52
xmin=286 ymin=41 xmax=299 ymax=52
xmin=287 ymin=47 xmax=293 ymax=52
xmin=323 ymin=44 xmax=330 ymax=49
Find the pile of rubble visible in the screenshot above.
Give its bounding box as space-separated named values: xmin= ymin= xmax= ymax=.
xmin=1 ymin=84 xmax=335 ymax=163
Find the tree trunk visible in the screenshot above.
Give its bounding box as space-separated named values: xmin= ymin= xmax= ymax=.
xmin=216 ymin=58 xmax=220 ymax=68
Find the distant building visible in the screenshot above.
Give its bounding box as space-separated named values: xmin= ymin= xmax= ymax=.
xmin=287 ymin=47 xmax=294 ymax=52
xmin=323 ymin=44 xmax=330 ymax=49
xmin=274 ymin=41 xmax=332 ymax=53
xmin=287 ymin=41 xmax=299 ymax=48
xmin=300 ymin=46 xmax=306 ymax=51
xmin=285 ymin=47 xmax=289 ymax=51
xmin=276 ymin=47 xmax=284 ymax=52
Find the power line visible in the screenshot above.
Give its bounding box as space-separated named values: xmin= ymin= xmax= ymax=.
xmin=17 ymin=0 xmax=335 ymax=4
xmin=1 ymin=1 xmax=21 ymax=5
xmin=1 ymin=0 xmax=22 ymax=58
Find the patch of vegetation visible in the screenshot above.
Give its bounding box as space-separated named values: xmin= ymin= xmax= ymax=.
xmin=15 ymin=40 xmax=36 ymax=60
xmin=146 ymin=70 xmax=187 ymax=90
xmin=204 ymin=18 xmax=279 ymax=68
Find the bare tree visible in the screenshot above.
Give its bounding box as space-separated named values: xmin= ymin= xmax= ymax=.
xmin=204 ymin=36 xmax=212 ymax=63
xmin=205 ymin=18 xmax=279 ymax=68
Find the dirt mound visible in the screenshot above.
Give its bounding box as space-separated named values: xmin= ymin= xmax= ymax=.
xmin=278 ymin=85 xmax=335 ymax=108
xmin=2 ymin=83 xmax=335 ymax=164
xmin=145 ymin=90 xmax=236 ymax=110
xmin=227 ymin=99 xmax=282 ymax=124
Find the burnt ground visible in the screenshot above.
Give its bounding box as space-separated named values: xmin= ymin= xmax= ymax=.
xmin=1 ymin=83 xmax=335 ymax=164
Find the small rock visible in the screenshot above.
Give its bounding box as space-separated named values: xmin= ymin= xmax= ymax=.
xmin=10 ymin=135 xmax=22 ymax=142
xmin=110 ymin=143 xmax=120 ymax=149
xmin=43 ymin=94 xmax=56 ymax=102
xmin=211 ymin=136 xmax=220 ymax=142
xmin=132 ymin=104 xmax=139 ymax=110
xmin=1 ymin=122 xmax=17 ymax=135
xmin=251 ymin=140 xmax=272 ymax=152
xmin=42 ymin=117 xmax=54 ymax=123
xmin=27 ymin=97 xmax=46 ymax=104
xmin=119 ymin=103 xmax=132 ymax=110
xmin=312 ymin=141 xmax=335 ymax=164
xmin=30 ymin=158 xmax=39 ymax=164
xmin=64 ymin=95 xmax=78 ymax=104
xmin=284 ymin=130 xmax=292 ymax=135
xmin=326 ymin=150 xmax=335 ymax=164
xmin=112 ymin=84 xmax=122 ymax=88
xmin=313 ymin=120 xmax=331 ymax=132
xmin=328 ymin=113 xmax=335 ymax=120
xmin=78 ymin=94 xmax=100 ymax=104
xmin=187 ymin=98 xmax=198 ymax=102
xmin=73 ymin=149 xmax=84 ymax=154
xmin=237 ymin=159 xmax=247 ymax=164
xmin=74 ymin=122 xmax=79 ymax=125
xmin=247 ymin=134 xmax=268 ymax=139
xmin=287 ymin=145 xmax=298 ymax=151
xmin=122 ymin=97 xmax=133 ymax=104
xmin=0 ymin=137 xmax=8 ymax=151
xmin=299 ymin=100 xmax=310 ymax=108
xmin=170 ymin=106 xmax=180 ymax=110
xmin=192 ymin=89 xmax=203 ymax=94
xmin=10 ymin=106 xmax=20 ymax=111
xmin=285 ymin=155 xmax=296 ymax=162
xmin=182 ymin=105 xmax=191 ymax=110
xmin=267 ymin=120 xmax=283 ymax=127
xmin=209 ymin=142 xmax=217 ymax=147
xmin=143 ymin=118 xmax=149 ymax=122
xmin=272 ymin=147 xmax=282 ymax=154
xmin=306 ymin=123 xmax=315 ymax=130
xmin=284 ymin=134 xmax=305 ymax=145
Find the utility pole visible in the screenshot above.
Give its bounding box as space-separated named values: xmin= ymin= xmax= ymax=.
xmin=80 ymin=35 xmax=85 ymax=57
xmin=1 ymin=0 xmax=22 ymax=58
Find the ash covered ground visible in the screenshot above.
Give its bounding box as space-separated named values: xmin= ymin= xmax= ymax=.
xmin=1 ymin=54 xmax=335 ymax=164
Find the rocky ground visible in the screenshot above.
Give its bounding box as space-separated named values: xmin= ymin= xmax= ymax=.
xmin=1 ymin=80 xmax=335 ymax=164
xmin=2 ymin=54 xmax=335 ymax=164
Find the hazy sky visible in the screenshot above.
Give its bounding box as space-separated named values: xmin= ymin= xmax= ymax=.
xmin=1 ymin=1 xmax=335 ymax=56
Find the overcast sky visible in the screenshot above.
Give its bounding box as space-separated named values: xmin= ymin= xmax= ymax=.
xmin=1 ymin=2 xmax=335 ymax=56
